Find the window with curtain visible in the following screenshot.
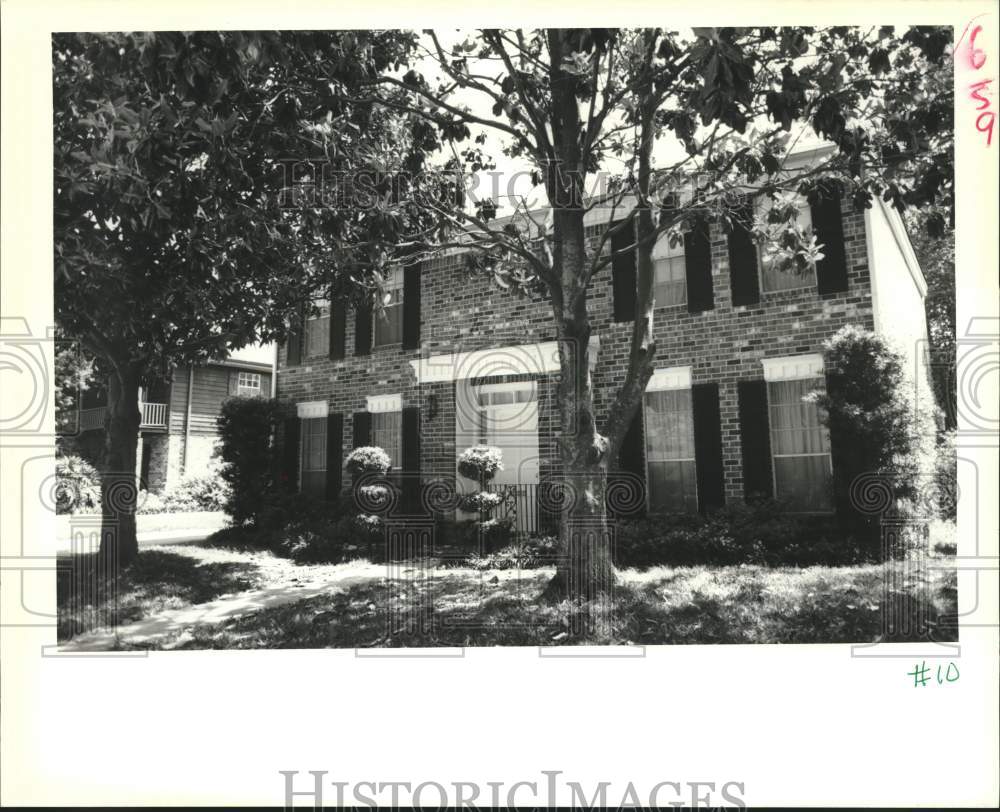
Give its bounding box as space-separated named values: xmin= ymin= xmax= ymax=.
xmin=371 ymin=410 xmax=402 ymax=469
xmin=300 ymin=416 xmax=327 ymax=497
xmin=767 ymin=377 xmax=833 ymax=511
xmin=643 ymin=388 xmax=698 ymax=513
xmin=758 ymin=195 xmax=818 ymax=292
xmin=652 ymin=231 xmax=687 ymax=306
xmin=374 ymin=266 xmax=404 ymax=347
xmin=304 ymin=300 xmax=331 ymax=358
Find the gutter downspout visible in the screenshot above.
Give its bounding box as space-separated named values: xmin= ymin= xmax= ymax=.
xmin=270 ymin=343 xmax=278 ymax=398
xmin=183 ymin=365 xmax=194 ymax=475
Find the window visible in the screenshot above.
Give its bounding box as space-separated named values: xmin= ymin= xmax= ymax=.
xmin=371 ymin=410 xmax=402 ymax=469
xmin=767 ymin=377 xmax=833 ymax=511
xmin=236 ymin=372 xmax=261 ymax=397
xmin=643 ymin=388 xmax=698 ymax=513
xmin=758 ymin=195 xmax=818 ymax=292
xmin=475 ymin=382 xmax=537 ymax=441
xmin=652 ymin=231 xmax=687 ymax=306
xmin=304 ymin=300 xmax=331 ymax=358
xmin=300 ymin=416 xmax=327 ymax=497
xmin=374 ymin=266 xmax=404 ymax=347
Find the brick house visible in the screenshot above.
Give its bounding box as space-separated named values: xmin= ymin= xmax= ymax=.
xmin=274 ymin=146 xmax=932 ymax=528
xmin=77 ymin=345 xmax=275 ymax=492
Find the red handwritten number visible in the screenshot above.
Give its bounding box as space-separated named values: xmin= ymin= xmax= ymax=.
xmin=968 ymin=25 xmax=987 ymax=70
xmin=959 ymin=17 xmax=995 ymax=147
xmin=970 ymin=78 xmax=993 ymax=109
xmin=976 ymin=111 xmax=996 ymax=145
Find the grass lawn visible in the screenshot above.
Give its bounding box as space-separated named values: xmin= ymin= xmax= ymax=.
xmin=57 ymin=545 xmax=265 ymax=640
xmin=63 ymin=546 xmax=957 ymax=649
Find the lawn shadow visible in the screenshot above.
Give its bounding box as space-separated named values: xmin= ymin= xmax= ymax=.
xmin=58 ymin=549 xmax=261 ymax=641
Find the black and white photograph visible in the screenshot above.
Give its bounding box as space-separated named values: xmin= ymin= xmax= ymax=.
xmin=1 ymin=1 xmax=997 ymax=808
xmin=50 ymin=24 xmax=960 ymax=651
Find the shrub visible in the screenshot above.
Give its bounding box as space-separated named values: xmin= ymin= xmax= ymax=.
xmin=458 ymin=490 xmax=503 ymax=513
xmin=216 ymin=396 xmax=292 ymax=526
xmin=345 ymin=446 xmax=391 ymax=477
xmin=166 ymin=467 xmax=230 ymax=512
xmin=932 ymin=430 xmax=957 ymax=522
xmin=54 ymin=455 xmax=101 ymax=515
xmin=810 ymin=325 xmax=934 ymax=534
xmin=611 ymin=501 xmax=879 ymax=570
xmin=460 ymin=536 xmax=559 ymax=570
xmin=456 ymin=445 xmax=503 ymax=484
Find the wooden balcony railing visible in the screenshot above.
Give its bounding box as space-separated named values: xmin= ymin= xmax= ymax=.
xmin=76 ymin=402 xmax=168 ymax=432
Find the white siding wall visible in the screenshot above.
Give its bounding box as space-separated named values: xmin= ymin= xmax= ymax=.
xmin=866 ymin=199 xmax=935 ymax=413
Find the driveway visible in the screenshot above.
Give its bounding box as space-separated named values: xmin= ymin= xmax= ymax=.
xmin=56 ymin=511 xmax=229 ymax=553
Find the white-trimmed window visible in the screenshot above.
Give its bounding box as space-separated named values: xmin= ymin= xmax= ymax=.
xmin=643 ymin=367 xmax=698 ymax=513
xmin=652 ymin=231 xmax=687 ymax=306
xmin=758 ymin=195 xmax=817 ymax=292
xmin=475 ymin=381 xmax=538 ymax=441
xmin=764 ymin=357 xmax=833 ymax=512
xmin=374 ymin=266 xmax=404 ymax=348
xmin=236 ymin=371 xmax=262 ymax=397
xmin=368 ymin=394 xmax=402 ymax=469
xmin=300 ymin=416 xmax=327 ymax=497
xmin=304 ymin=299 xmax=331 ymax=358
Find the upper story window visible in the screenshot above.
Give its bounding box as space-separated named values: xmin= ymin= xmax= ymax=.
xmin=766 ymin=371 xmax=833 ymax=512
xmin=304 ymin=300 xmax=331 ymax=358
xmin=237 ymin=371 xmax=262 ymax=397
xmin=374 ymin=266 xmax=404 ymax=348
xmin=652 ymin=231 xmax=687 ymax=307
xmin=757 ymin=194 xmax=817 ymax=293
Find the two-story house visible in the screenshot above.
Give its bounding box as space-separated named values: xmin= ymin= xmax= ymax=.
xmin=76 ymin=345 xmax=275 ymax=492
xmin=274 ymin=146 xmax=932 ymax=530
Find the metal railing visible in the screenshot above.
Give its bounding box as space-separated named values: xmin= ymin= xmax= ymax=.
xmin=75 ymin=402 xmax=168 ymax=432
xmin=484 ymin=482 xmax=559 ymax=538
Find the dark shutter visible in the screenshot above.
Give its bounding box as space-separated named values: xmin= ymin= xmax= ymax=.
xmin=401 ymin=405 xmax=421 ymax=512
xmin=352 ymin=411 xmax=371 ymax=448
xmin=281 ymin=417 xmax=300 ymax=491
xmin=684 ymin=221 xmax=714 ymax=313
xmin=402 ymin=262 xmax=421 ymax=350
xmin=611 ymin=220 xmax=637 ymax=322
xmin=227 ymin=370 xmax=239 ymax=396
xmin=728 ymin=197 xmax=761 ymax=307
xmin=354 ymin=302 xmax=373 ymax=356
xmin=692 ymin=383 xmax=725 ymax=514
xmin=325 ymin=412 xmax=344 ymax=500
xmin=329 ymin=300 xmax=347 ymax=360
xmin=285 ymin=313 xmax=303 ymax=366
xmin=613 ymin=406 xmax=646 ymax=518
xmin=737 ymin=380 xmax=773 ymax=501
xmin=812 ymin=194 xmax=849 ymax=294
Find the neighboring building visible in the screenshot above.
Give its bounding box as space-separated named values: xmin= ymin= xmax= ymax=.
xmin=77 ymin=345 xmax=275 ymax=492
xmin=274 ymin=146 xmax=933 ymax=529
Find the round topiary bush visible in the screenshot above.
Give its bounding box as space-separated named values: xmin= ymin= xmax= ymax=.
xmin=457 ymin=445 xmax=503 ymax=484
xmin=345 ymin=446 xmax=391 ymax=477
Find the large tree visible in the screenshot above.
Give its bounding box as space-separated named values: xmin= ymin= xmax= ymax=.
xmin=54 ymin=30 xmax=427 ymax=565
xmin=351 ymin=26 xmax=953 ymax=602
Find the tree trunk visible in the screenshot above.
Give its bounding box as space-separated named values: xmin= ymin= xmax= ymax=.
xmin=99 ymin=364 xmax=141 ymax=568
xmin=545 ymin=206 xmax=615 ymax=617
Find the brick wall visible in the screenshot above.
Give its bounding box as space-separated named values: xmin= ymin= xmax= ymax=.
xmin=277 ymin=194 xmax=875 ymax=504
